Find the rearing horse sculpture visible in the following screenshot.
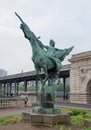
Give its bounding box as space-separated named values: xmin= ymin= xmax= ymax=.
xmin=15 ymin=12 xmax=74 ymax=82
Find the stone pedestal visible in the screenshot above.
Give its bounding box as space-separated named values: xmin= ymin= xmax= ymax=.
xmin=22 ymin=112 xmax=70 ymax=126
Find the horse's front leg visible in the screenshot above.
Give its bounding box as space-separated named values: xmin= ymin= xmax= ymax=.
xmin=34 ymin=64 xmax=43 ymax=82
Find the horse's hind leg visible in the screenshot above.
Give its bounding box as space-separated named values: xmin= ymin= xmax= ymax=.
xmin=43 ymin=65 xmax=49 ymax=83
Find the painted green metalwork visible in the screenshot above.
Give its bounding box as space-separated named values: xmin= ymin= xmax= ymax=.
xmin=15 ymin=12 xmax=74 ymax=114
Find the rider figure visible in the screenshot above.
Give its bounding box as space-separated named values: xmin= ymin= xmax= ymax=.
xmin=41 ymin=39 xmax=62 ymax=75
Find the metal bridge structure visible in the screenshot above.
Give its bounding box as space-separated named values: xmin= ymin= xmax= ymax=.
xmin=0 ymin=64 xmax=71 ymax=99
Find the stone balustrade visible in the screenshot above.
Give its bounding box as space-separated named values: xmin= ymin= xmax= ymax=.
xmin=0 ymin=97 xmax=27 ymax=109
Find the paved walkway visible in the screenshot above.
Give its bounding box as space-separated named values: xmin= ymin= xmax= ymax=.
xmin=0 ymin=107 xmax=32 ymax=117
xmin=56 ymin=98 xmax=91 ymax=111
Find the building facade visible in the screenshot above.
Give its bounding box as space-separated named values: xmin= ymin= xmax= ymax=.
xmin=0 ymin=69 xmax=7 ymax=77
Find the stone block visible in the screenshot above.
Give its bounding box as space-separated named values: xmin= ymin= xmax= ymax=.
xmin=43 ymin=113 xmax=70 ymax=125
xmin=43 ymin=114 xmax=60 ymax=125
xmin=22 ymin=112 xmax=31 ymax=121
xmin=30 ymin=113 xmax=43 ymax=123
xmin=59 ymin=113 xmax=70 ymax=124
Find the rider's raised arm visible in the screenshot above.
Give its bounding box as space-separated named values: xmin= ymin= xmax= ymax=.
xmin=15 ymin=12 xmax=37 ymax=40
xmin=15 ymin=12 xmax=49 ymax=51
xmin=42 ymin=44 xmax=48 ymax=49
xmin=36 ymin=37 xmax=49 ymax=50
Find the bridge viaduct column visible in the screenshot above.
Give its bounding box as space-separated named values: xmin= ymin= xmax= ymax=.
xmin=10 ymin=82 xmax=12 ymax=96
xmin=0 ymin=82 xmax=7 ymax=97
xmin=63 ymin=77 xmax=66 ymax=100
xmin=24 ymin=79 xmax=27 ymax=92
xmin=35 ymin=77 xmax=38 ymax=100
xmin=3 ymin=83 xmax=6 ymax=96
xmin=14 ymin=81 xmax=16 ymax=96
xmin=35 ymin=77 xmax=38 ymax=93
xmin=6 ymin=82 xmax=9 ymax=96
xmin=0 ymin=83 xmax=2 ymax=94
xmin=16 ymin=82 xmax=19 ymax=96
xmin=14 ymin=81 xmax=19 ymax=96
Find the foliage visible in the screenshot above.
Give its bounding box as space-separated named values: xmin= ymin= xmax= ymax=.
xmin=27 ymin=86 xmax=35 ymax=91
xmin=62 ymin=108 xmax=86 ymax=116
xmin=83 ymin=112 xmax=91 ymax=118
xmin=19 ymin=85 xmax=24 ymax=91
xmin=69 ymin=109 xmax=86 ymax=116
xmin=60 ymin=125 xmax=71 ymax=130
xmin=19 ymin=85 xmax=35 ymax=92
xmin=0 ymin=114 xmax=22 ymax=126
xmin=61 ymin=108 xmax=91 ymax=128
xmin=85 ymin=127 xmax=91 ymax=130
xmin=55 ymin=82 xmax=70 ymax=92
xmin=55 ymin=124 xmax=71 ymax=130
xmin=71 ymin=115 xmax=84 ymax=125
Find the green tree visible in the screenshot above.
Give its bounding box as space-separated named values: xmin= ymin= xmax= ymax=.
xmin=55 ymin=82 xmax=70 ymax=92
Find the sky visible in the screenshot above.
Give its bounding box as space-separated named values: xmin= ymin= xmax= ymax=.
xmin=0 ymin=0 xmax=91 ymax=75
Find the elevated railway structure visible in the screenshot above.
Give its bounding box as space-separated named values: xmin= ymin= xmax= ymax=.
xmin=0 ymin=64 xmax=71 ymax=99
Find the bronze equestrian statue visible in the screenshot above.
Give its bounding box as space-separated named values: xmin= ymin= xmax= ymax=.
xmin=15 ymin=12 xmax=74 ymax=113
